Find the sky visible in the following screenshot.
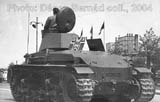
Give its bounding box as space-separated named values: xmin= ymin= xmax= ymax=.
xmin=0 ymin=0 xmax=160 ymax=68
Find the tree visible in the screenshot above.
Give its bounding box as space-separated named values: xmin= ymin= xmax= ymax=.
xmin=8 ymin=62 xmax=15 ymax=68
xmin=139 ymin=28 xmax=160 ymax=69
xmin=108 ymin=43 xmax=123 ymax=55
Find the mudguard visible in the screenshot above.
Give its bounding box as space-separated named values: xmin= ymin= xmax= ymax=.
xmin=74 ymin=67 xmax=94 ymax=74
xmin=134 ymin=67 xmax=152 ymax=74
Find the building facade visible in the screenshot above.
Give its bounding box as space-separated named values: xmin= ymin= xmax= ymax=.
xmin=115 ymin=33 xmax=139 ymax=55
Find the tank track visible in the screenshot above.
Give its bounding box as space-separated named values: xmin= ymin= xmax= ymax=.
xmin=136 ymin=78 xmax=155 ymax=102
xmin=10 ymin=80 xmax=25 ymax=102
xmin=10 ymin=83 xmax=19 ymax=101
xmin=9 ymin=71 xmax=95 ymax=102
xmin=76 ymin=78 xmax=94 ymax=102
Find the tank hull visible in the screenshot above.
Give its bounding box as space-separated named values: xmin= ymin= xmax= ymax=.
xmin=8 ymin=51 xmax=156 ymax=102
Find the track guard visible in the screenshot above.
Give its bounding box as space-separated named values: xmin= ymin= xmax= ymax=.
xmin=74 ymin=67 xmax=94 ymax=74
xmin=134 ymin=67 xmax=152 ymax=74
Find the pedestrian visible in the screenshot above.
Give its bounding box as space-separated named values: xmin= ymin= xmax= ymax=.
xmin=44 ymin=8 xmax=60 ymax=33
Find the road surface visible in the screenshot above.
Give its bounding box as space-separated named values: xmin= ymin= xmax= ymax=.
xmin=0 ymin=82 xmax=160 ymax=102
xmin=0 ymin=82 xmax=15 ymax=102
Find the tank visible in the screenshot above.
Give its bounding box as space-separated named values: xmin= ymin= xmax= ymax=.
xmin=7 ymin=7 xmax=155 ymax=102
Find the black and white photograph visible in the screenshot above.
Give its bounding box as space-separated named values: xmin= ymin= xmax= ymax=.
xmin=0 ymin=0 xmax=160 ymax=102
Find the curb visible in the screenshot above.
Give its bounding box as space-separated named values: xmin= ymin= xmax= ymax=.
xmin=0 ymin=88 xmax=10 ymax=91
xmin=156 ymin=89 xmax=160 ymax=95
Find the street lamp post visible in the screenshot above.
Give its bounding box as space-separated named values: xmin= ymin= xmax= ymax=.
xmin=30 ymin=17 xmax=43 ymax=52
xmin=36 ymin=17 xmax=38 ymax=52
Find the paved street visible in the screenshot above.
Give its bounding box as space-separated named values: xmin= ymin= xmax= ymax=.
xmin=0 ymin=82 xmax=15 ymax=102
xmin=0 ymin=82 xmax=160 ymax=102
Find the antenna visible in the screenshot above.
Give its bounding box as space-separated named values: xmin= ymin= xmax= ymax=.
xmin=30 ymin=17 xmax=43 ymax=52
